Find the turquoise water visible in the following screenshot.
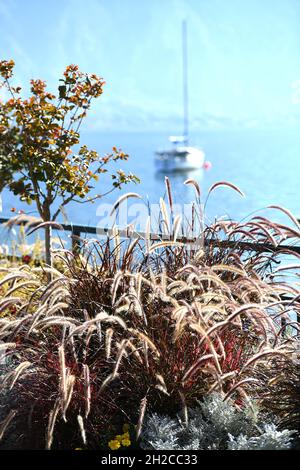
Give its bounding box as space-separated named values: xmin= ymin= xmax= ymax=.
xmin=1 ymin=128 xmax=300 ymax=229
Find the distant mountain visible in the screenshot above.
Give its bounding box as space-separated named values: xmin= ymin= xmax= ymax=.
xmin=2 ymin=0 xmax=300 ymax=132
xmin=86 ymin=101 xmax=300 ymax=132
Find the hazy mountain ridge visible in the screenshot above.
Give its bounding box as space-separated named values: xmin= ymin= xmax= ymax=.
xmin=1 ymin=0 xmax=300 ymax=131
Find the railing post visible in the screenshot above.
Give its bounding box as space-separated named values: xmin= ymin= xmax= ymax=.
xmin=71 ymin=227 xmax=82 ymax=255
xmin=281 ymin=316 xmax=287 ymax=337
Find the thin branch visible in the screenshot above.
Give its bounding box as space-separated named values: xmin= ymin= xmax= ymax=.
xmin=52 ymin=192 xmax=76 ymax=221
xmin=73 ymin=187 xmax=119 ymax=204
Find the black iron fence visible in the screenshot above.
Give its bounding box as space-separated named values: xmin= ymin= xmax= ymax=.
xmin=1 ymin=215 xmax=299 ymax=326
xmin=1 ymin=215 xmax=300 ymax=254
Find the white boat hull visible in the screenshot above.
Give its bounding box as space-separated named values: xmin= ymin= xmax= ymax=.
xmin=155 ymin=146 xmax=205 ymax=172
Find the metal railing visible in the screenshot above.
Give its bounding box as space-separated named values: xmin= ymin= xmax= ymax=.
xmin=1 ymin=216 xmax=300 ymax=254
xmin=1 ymin=216 xmax=300 ymax=326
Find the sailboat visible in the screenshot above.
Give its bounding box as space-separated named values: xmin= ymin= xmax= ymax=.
xmin=155 ymin=21 xmax=205 ymax=172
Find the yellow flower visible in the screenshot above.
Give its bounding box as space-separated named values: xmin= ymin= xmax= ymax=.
xmin=108 ymin=439 xmax=121 ymax=450
xmin=122 ymin=432 xmax=130 ymax=439
xmin=75 ymin=448 xmax=83 ymax=450
xmin=115 ymin=434 xmax=124 ymax=442
xmin=121 ymin=438 xmax=131 ymax=447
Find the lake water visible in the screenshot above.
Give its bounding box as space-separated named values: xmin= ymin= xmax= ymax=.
xmin=1 ymin=128 xmax=300 ymax=231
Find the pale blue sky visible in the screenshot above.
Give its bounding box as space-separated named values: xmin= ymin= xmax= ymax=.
xmin=1 ymin=0 xmax=300 ymax=131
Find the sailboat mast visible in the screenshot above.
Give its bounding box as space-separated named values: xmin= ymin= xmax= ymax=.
xmin=182 ymin=20 xmax=189 ymax=145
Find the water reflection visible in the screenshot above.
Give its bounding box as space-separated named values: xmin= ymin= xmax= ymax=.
xmin=153 ymin=167 xmax=204 ymax=203
xmin=154 ymin=167 xmax=204 ymax=181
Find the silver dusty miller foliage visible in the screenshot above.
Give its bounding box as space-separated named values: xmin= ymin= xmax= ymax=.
xmin=140 ymin=393 xmax=297 ymax=450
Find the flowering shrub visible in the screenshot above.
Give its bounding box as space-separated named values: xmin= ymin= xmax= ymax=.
xmin=108 ymin=431 xmax=131 ymax=450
